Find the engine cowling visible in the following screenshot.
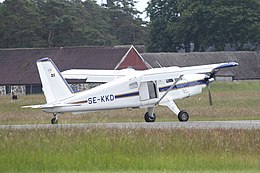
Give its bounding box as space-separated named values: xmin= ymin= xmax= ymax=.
xmin=178 ymin=74 xmax=208 ymax=98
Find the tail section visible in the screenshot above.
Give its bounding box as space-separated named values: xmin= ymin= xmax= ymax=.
xmin=37 ymin=58 xmax=74 ymax=103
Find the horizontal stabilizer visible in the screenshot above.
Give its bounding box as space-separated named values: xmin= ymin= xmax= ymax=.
xmin=22 ymin=103 xmax=81 ymax=109
xmin=22 ymin=105 xmax=47 ymax=109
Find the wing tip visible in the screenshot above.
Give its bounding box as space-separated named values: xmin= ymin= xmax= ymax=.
xmin=216 ymin=62 xmax=239 ymax=69
xmin=37 ymin=57 xmax=50 ymax=62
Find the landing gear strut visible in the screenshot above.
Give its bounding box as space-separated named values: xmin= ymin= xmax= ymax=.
xmin=51 ymin=113 xmax=58 ymax=124
xmin=162 ymin=100 xmax=190 ymax=122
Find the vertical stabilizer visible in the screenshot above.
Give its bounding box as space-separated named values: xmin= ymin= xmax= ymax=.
xmin=37 ymin=58 xmax=74 ymax=103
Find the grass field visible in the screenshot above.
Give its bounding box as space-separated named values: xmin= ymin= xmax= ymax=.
xmin=1 ymin=128 xmax=260 ymax=173
xmin=0 ymin=81 xmax=260 ymax=173
xmin=0 ymin=81 xmax=260 ymax=124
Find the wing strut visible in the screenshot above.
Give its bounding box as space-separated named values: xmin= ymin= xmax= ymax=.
xmin=156 ymin=74 xmax=183 ymax=105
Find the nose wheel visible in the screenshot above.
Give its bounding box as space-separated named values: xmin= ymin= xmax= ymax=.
xmin=51 ymin=113 xmax=58 ymax=124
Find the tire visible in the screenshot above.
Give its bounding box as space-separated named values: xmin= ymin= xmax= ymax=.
xmin=144 ymin=112 xmax=156 ymax=122
xmin=178 ymin=110 xmax=189 ymax=122
xmin=51 ymin=118 xmax=58 ymax=124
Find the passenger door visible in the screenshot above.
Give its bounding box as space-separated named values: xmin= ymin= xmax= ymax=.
xmin=139 ymin=81 xmax=158 ymax=105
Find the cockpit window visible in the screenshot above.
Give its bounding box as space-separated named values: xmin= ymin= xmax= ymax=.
xmin=129 ymin=82 xmax=138 ymax=89
xmin=166 ymin=79 xmax=174 ymax=83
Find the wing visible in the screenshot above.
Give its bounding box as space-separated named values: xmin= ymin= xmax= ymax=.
xmin=181 ymin=62 xmax=238 ymax=75
xmin=140 ymin=62 xmax=238 ymax=82
xmin=61 ymin=68 xmax=136 ymax=83
xmin=61 ymin=62 xmax=238 ymax=83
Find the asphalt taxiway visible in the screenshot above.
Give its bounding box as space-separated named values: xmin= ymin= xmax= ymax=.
xmin=0 ymin=120 xmax=260 ymax=130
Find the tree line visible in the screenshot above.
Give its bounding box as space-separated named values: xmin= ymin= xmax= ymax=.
xmin=0 ymin=0 xmax=147 ymax=48
xmin=1 ymin=0 xmax=260 ymax=52
xmin=146 ymin=0 xmax=260 ymax=52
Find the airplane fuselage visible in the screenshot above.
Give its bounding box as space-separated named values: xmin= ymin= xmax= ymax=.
xmin=42 ymin=67 xmax=207 ymax=114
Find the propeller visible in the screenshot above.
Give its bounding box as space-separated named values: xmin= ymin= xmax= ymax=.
xmin=204 ymin=62 xmax=238 ymax=106
xmin=205 ymin=73 xmax=215 ymax=106
xmin=207 ymin=82 xmax=213 ymax=106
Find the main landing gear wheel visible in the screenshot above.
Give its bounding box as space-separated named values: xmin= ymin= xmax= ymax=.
xmin=51 ymin=113 xmax=58 ymax=124
xmin=178 ymin=110 xmax=189 ymax=122
xmin=51 ymin=117 xmax=58 ymax=124
xmin=144 ymin=112 xmax=156 ymax=122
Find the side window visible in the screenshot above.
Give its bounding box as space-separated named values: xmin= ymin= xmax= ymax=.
xmin=129 ymin=82 xmax=138 ymax=89
xmin=166 ymin=79 xmax=174 ymax=83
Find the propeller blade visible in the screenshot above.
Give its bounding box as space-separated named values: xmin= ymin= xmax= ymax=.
xmin=207 ymin=84 xmax=213 ymax=106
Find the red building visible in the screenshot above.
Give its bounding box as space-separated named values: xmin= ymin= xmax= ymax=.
xmin=115 ymin=46 xmax=148 ymax=70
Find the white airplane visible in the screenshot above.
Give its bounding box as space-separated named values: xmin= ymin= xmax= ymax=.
xmin=23 ymin=57 xmax=238 ymax=124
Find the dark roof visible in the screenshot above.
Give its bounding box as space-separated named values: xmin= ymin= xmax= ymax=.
xmin=0 ymin=46 xmax=136 ymax=85
xmin=141 ymin=51 xmax=260 ymax=80
xmin=1 ymin=46 xmax=259 ymax=85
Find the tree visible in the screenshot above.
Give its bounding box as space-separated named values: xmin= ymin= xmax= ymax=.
xmin=146 ymin=0 xmax=260 ymax=52
xmin=206 ymin=0 xmax=260 ymax=51
xmin=82 ymin=0 xmax=118 ymax=45
xmin=0 ymin=0 xmax=147 ymax=48
xmin=35 ymin=0 xmax=98 ymax=47
xmin=0 ymin=0 xmax=42 ymax=48
xmin=106 ymin=0 xmax=147 ymax=45
xmin=146 ymin=0 xmax=181 ymax=52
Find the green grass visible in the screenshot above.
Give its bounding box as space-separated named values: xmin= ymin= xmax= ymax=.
xmin=1 ymin=81 xmax=260 ymax=172
xmin=0 ymin=81 xmax=260 ymax=124
xmin=0 ymin=128 xmax=260 ymax=173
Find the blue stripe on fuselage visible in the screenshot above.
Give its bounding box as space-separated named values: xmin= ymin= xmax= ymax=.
xmin=159 ymin=80 xmax=206 ymax=92
xmin=115 ymin=91 xmax=139 ymax=99
xmin=114 ymin=80 xmax=206 ymax=99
